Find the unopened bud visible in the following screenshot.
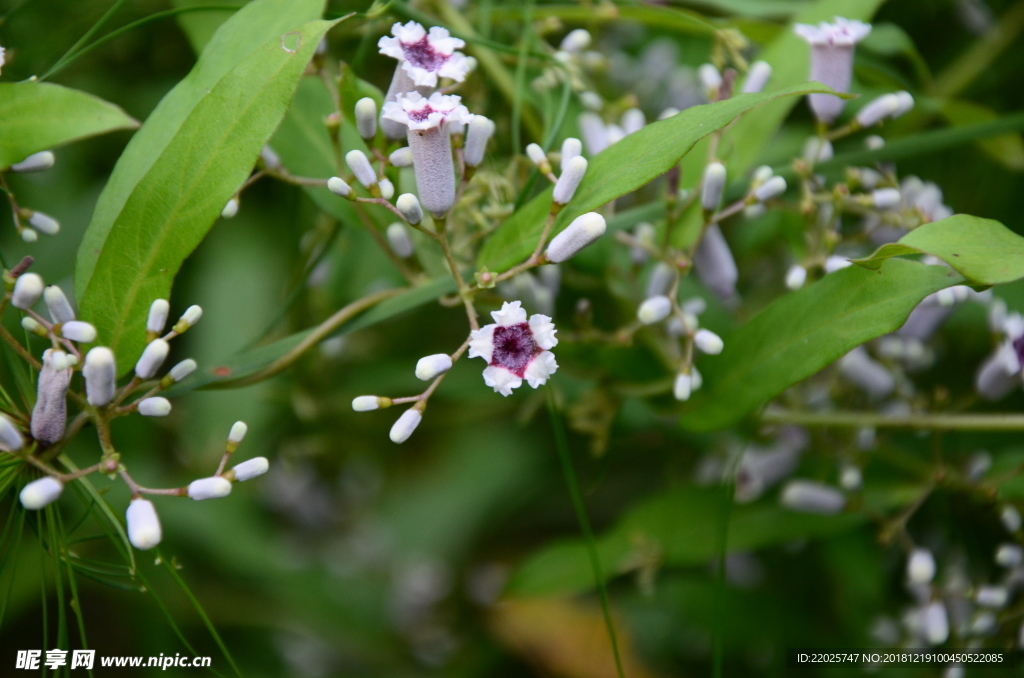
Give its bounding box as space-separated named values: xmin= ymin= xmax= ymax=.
xmin=28 ymin=211 xmax=59 ymax=235
xmin=228 ymin=421 xmax=247 ymax=445
xmin=701 ymin=162 xmax=726 ymax=211
xmin=61 ymin=320 xmax=96 ymax=343
xmin=396 ymin=193 xmax=423 ymax=224
xmin=390 ymin=407 xmax=423 ymax=443
xmin=415 ymin=354 xmax=452 ymax=381
xmin=694 ymin=328 xmax=724 ymax=354
xmin=865 ymin=135 xmax=885 ymax=150
xmin=173 ymin=305 xmax=202 ymax=333
xmin=631 ymin=222 xmax=656 ymax=264
xmin=638 ymin=295 xmax=672 ymax=325
xmin=386 ymin=223 xmax=414 ymax=258
xmin=464 ymin=115 xmax=495 ymax=167
xmin=894 ymin=91 xmax=914 ymax=117
xmin=221 ymin=198 xmax=239 ymax=219
xmin=21 ymin=317 xmax=46 ymax=336
xmin=754 ymin=176 xmax=787 ymax=202
xmin=621 ymin=108 xmax=645 ymax=135
xmin=553 ymin=156 xmax=587 ymax=205
xmin=996 ymin=543 xmax=1023 ymax=568
xmin=785 ymin=264 xmax=807 ymax=290
xmin=11 ymin=272 xmax=43 ymax=309
xmin=127 ymin=498 xmax=162 ymax=550
xmin=345 ymin=150 xmax=377 ymax=188
xmin=231 ymin=457 xmax=269 ymax=482
xmin=135 ymin=339 xmax=169 ymax=379
xmin=353 ymin=396 xmax=391 ymax=411
xmin=20 ymin=477 xmax=63 ymax=509
xmin=780 ymin=480 xmax=846 ymax=515
xmin=44 ymin=286 xmax=75 ymax=323
xmin=645 ymin=262 xmax=675 ymax=298
xmin=976 ymin=586 xmax=1009 ymax=608
xmin=872 ymin=188 xmax=902 ymax=209
xmin=560 ymin=28 xmax=591 ymax=53
xmin=260 ymin=145 xmax=281 ymax=170
xmin=545 ymin=212 xmax=606 ymax=263
xmin=561 ymin=138 xmax=582 ymax=171
xmin=0 ymin=414 xmax=24 ymax=451
xmin=1002 ymin=505 xmax=1022 ymax=533
xmin=20 ymin=229 xmax=38 ymax=243
xmin=907 ymin=548 xmax=936 ymax=584
xmin=742 ymin=60 xmax=772 ymax=94
xmin=526 ymin=143 xmax=551 ymax=174
xmin=138 ymin=397 xmax=171 ymax=417
xmin=327 ymin=176 xmax=352 ymax=197
xmin=147 ymin=299 xmax=170 ymax=335
xmin=10 ymin=151 xmax=55 ymax=173
xmin=856 ymin=93 xmax=900 ymax=128
xmin=673 ymin=372 xmax=692 ymax=401
xmin=389 ymin=147 xmax=413 ymax=167
xmin=188 ymin=476 xmax=232 ymax=500
xmin=698 ymin=63 xmax=722 ymax=97
xmin=378 ymin=178 xmax=395 ymax=200
xmin=824 ymin=255 xmax=852 ymax=273
xmin=355 ymin=97 xmax=377 ymax=139
xmin=83 ymin=347 xmax=117 ymax=407
xmin=162 ymin=359 xmax=197 ymax=387
xmin=658 ymin=107 xmax=680 ymax=120
xmin=803 ymin=137 xmax=833 ymax=163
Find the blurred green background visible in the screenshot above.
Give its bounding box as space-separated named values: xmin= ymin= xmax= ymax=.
xmin=3 ymin=0 xmax=1024 ymax=676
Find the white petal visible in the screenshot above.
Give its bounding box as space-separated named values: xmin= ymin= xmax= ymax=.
xmin=524 ymin=351 xmax=558 ymax=388
xmin=482 ymin=365 xmax=522 ymax=396
xmin=528 ymin=314 xmax=558 ymax=350
xmin=468 ymin=324 xmax=496 ymax=362
xmin=491 ymin=300 xmax=528 ymax=326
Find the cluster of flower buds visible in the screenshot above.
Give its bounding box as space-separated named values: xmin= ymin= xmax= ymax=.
xmin=2 ymin=149 xmax=61 ymax=241
xmin=525 ymin=138 xmax=589 ymax=207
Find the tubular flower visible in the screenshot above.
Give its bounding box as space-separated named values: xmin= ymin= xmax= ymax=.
xmin=382 ymin=92 xmax=472 ymax=217
xmin=794 ymin=17 xmax=871 ymax=123
xmin=469 ymin=301 xmax=558 ymax=396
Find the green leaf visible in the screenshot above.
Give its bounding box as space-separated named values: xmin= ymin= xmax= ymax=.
xmin=173 ymin=0 xmax=246 ymax=53
xmin=0 ymin=82 xmax=138 ymax=169
xmin=75 ymin=0 xmax=326 ymax=305
xmin=852 ymin=215 xmax=1024 ymax=285
xmin=678 ymin=259 xmax=964 ymax=432
xmin=478 ymin=82 xmax=841 ymax=273
xmin=164 ymin=276 xmax=458 ymax=395
xmin=76 ymin=13 xmax=337 ymax=372
xmin=507 ymin=485 xmax=864 ymax=597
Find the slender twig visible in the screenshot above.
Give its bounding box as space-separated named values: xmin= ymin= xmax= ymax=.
xmin=762 ymin=409 xmax=1024 ymax=431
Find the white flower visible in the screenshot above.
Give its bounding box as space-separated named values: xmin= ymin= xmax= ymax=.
xmin=390 ymin=407 xmax=423 ymax=443
xmin=381 ymin=91 xmax=471 ymax=132
xmin=469 ymin=301 xmax=558 ymax=396
xmin=232 ymin=457 xmax=269 ymax=482
xmin=188 ymin=476 xmax=232 ymax=500
xmin=794 ymin=17 xmax=872 ymax=123
xmin=126 ymin=498 xmax=162 ymax=550
xmin=378 ymin=22 xmax=470 ymax=88
xmin=20 ymin=477 xmax=63 ymax=510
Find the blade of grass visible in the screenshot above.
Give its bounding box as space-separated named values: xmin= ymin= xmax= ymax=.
xmin=56 ymin=511 xmax=90 ymax=674
xmin=45 ymin=505 xmax=69 ymax=651
xmin=0 ymin=503 xmax=26 ymax=629
xmin=546 ymin=388 xmax=625 ymax=678
xmin=42 ymin=0 xmax=130 ymax=79
xmin=711 ymin=479 xmax=734 ymax=678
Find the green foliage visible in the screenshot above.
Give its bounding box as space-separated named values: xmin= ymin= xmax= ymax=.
xmin=0 ymin=83 xmax=138 ymax=169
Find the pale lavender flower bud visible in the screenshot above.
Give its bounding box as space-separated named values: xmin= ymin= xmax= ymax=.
xmin=138 ymin=397 xmax=171 ymax=417
xmin=865 ymin=134 xmax=885 ymax=150
xmin=658 ymin=107 xmax=680 ymax=120
xmin=260 ymin=145 xmax=281 ymax=170
xmin=0 ymin=414 xmax=24 ymax=451
xmin=753 ymin=165 xmax=774 ymax=185
xmin=83 ymin=347 xmax=116 ymax=407
xmin=415 ymin=353 xmax=452 ymax=380
xmin=396 ymin=193 xmax=423 ymax=224
xmin=61 ymin=321 xmax=96 ymax=343
xmin=390 ymin=147 xmax=413 ymax=167
xmin=780 ymin=480 xmax=846 ymax=514
xmin=560 ymin=137 xmax=582 ymax=171
xmin=646 ymin=262 xmax=674 ymax=298
xmin=553 ymin=156 xmax=587 ymax=205
xmin=346 ymin=150 xmax=377 ymax=188
xmin=20 ymin=317 xmax=42 ymax=336
xmin=578 ymin=112 xmax=609 ymax=155
xmin=1003 ymin=505 xmax=1022 ymax=533
xmin=188 ymin=476 xmax=232 ymax=500
xmin=355 ymin=97 xmax=378 ymax=139
xmin=390 ymin=407 xmax=422 ymax=443
xmin=147 ymin=299 xmax=169 ymax=335
xmin=621 ymin=108 xmax=645 ymax=135
xmin=352 ymin=396 xmax=391 ymax=411
xmin=463 ymin=115 xmax=495 ymax=167
xmin=167 ymin=359 xmax=197 ymax=383
xmin=387 ymin=223 xmax=414 ymax=258
xmin=328 ymin=176 xmax=352 ymax=197
xmin=232 ymin=457 xmax=269 ymax=481
xmin=907 ymin=548 xmax=936 ymax=584
xmin=872 ymin=188 xmax=902 ymax=209
xmin=839 ymin=346 xmax=894 ymax=398
xmin=638 ymin=295 xmax=672 ymax=325
xmin=976 ymin=585 xmax=1009 ymax=608
xmin=135 ymin=339 xmax=169 ymax=379
xmin=579 ymin=91 xmax=603 ymax=111
xmin=44 ymin=286 xmax=75 ymax=323
xmin=785 ymin=264 xmax=807 ymax=290
xmin=378 ymin=178 xmax=395 ymax=200
xmin=560 ymin=28 xmax=591 ymax=53
xmin=698 ymin=63 xmax=722 ymax=97
xmin=754 ymin=176 xmax=787 ymax=202
xmin=922 ymin=601 xmax=949 ymax=645
xmin=673 ymin=372 xmax=692 ymax=401
xmin=856 ymin=93 xmax=900 ymax=128
xmin=701 ymin=162 xmax=726 ymax=210
xmin=20 ymin=477 xmax=63 ymax=509
xmin=228 ymin=421 xmax=247 ymax=444
xmin=794 ymin=18 xmax=872 ymax=123
xmin=221 ymin=198 xmax=239 ymax=219
xmin=12 ymin=273 xmax=43 ymax=310
xmin=631 ymin=222 xmax=656 ymax=264
xmin=31 ymin=349 xmax=71 ymax=445
xmin=545 ymin=212 xmax=606 ymax=263
xmin=606 ymin=124 xmax=625 ymax=146
xmin=173 ymin=305 xmax=202 ymax=333
xmin=839 ymin=464 xmax=862 ymax=491
xmin=28 ymin=211 xmax=59 ymax=235
xmin=976 ymin=345 xmax=1019 ymax=401
xmin=803 ymin=137 xmax=833 ymax=163
xmin=694 ymin=329 xmax=724 ymax=354
xmin=894 ymin=91 xmax=914 ymax=117
xmin=21 ymin=229 xmax=37 ymax=243
xmin=126 ymin=498 xmax=162 ymax=550
xmin=824 ymin=255 xmax=852 ymax=273
xmin=996 ymin=543 xmax=1023 ymax=568
xmin=11 ymin=151 xmax=55 ymax=173
xmin=526 ymin=143 xmax=549 ymax=168
xmin=693 ymin=224 xmax=738 ymax=301
xmin=742 ymin=60 xmax=772 ymax=94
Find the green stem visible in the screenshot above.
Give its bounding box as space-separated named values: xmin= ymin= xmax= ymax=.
xmin=546 ymin=389 xmax=626 ymax=678
xmin=43 ymin=0 xmax=131 ymax=79
xmin=761 ymin=409 xmax=1024 ymax=431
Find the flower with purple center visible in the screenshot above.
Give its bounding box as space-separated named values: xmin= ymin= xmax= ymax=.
xmin=794 ymin=17 xmax=871 ymax=123
xmin=469 ymin=301 xmax=558 ymax=396
xmin=379 ymin=22 xmax=470 ymax=88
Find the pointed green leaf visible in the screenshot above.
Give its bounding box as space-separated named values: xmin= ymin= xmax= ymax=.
xmin=678 ymin=259 xmax=965 ymax=433
xmin=0 ymin=82 xmax=138 ymax=169
xmin=478 ymin=82 xmax=842 ymax=273
xmin=77 ymin=15 xmax=338 ymax=371
xmin=852 ymin=215 xmax=1024 ymax=285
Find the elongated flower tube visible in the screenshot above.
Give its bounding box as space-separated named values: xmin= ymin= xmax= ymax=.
xmin=355 ymin=97 xmax=377 ymax=139
xmin=673 ymin=372 xmax=692 ymax=401
xmin=415 ymin=353 xmax=452 ymax=380
xmin=83 ymin=346 xmax=116 ymax=407
xmin=698 ymin=63 xmax=722 ymax=99
xmin=975 ymin=343 xmax=1020 ymax=401
xmin=127 ymin=498 xmax=162 ymax=550
xmin=469 ymin=301 xmax=558 ymax=396
xmin=693 ymin=224 xmax=738 ymax=302
xmin=463 ymin=115 xmax=495 ymax=167
xmin=138 ymin=397 xmax=171 ymax=417
xmin=20 ymin=477 xmax=63 ymax=509
xmin=780 ymin=480 xmax=846 ymax=515
xmin=545 ymin=213 xmax=606 ymax=263
xmin=1003 ymin=505 xmax=1022 ymax=533
xmin=389 ymin=407 xmax=422 ymax=443
xmin=872 ymin=188 xmax=902 ymax=209
xmin=701 ymin=162 xmax=726 ymax=211
xmin=553 ymin=156 xmax=587 ymax=205
xmin=231 ymin=457 xmax=269 ymax=481
xmin=794 ymin=18 xmax=871 ymax=123
xmin=228 ymin=421 xmax=248 ymax=446
xmin=188 ymin=477 xmax=232 ymax=500
xmin=382 ymin=92 xmax=471 ymax=217
xmin=742 ymin=60 xmax=772 ymax=94
xmin=173 ymin=305 xmax=202 ymax=333
xmin=31 ymin=349 xmax=71 ymax=445
xmin=44 ymin=285 xmax=75 ymax=323
xmin=11 ymin=151 xmax=55 ymax=173
xmin=0 ymin=414 xmax=24 ymax=451
xmin=12 ymin=273 xmax=43 ymax=310
xmin=378 ymin=22 xmax=470 ymax=139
